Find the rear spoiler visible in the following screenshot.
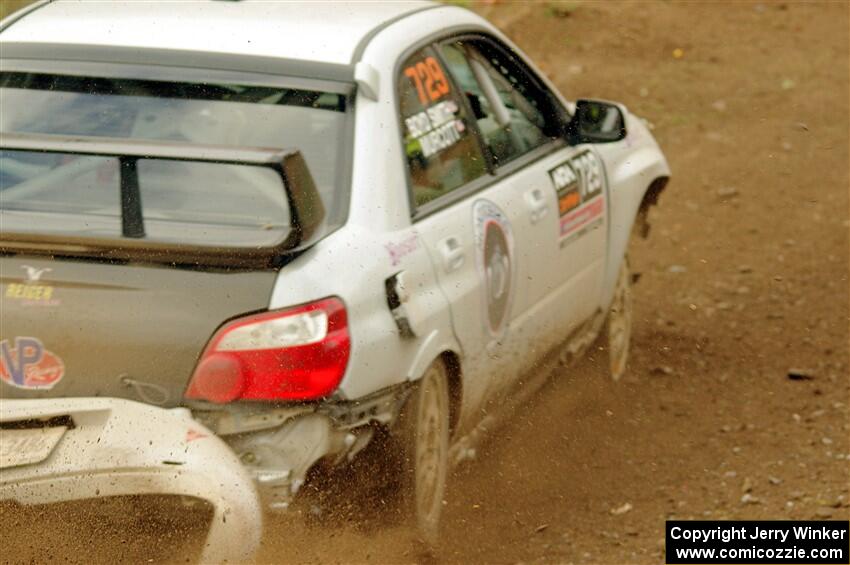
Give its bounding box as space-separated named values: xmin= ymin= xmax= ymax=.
xmin=0 ymin=133 xmax=325 ymax=268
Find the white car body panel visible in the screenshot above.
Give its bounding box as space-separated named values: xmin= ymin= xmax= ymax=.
xmin=414 ymin=176 xmax=525 ymax=424
xmin=0 ymin=397 xmax=262 ymax=563
xmin=0 ymin=0 xmax=433 ymax=65
xmin=500 ymin=146 xmax=608 ymax=362
xmin=266 ymin=223 xmax=459 ymax=402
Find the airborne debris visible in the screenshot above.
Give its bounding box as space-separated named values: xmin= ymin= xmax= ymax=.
xmin=787 ymin=369 xmax=815 ymax=381
xmin=610 ymin=503 xmax=633 ymax=515
xmin=546 ymin=2 xmax=576 ymax=19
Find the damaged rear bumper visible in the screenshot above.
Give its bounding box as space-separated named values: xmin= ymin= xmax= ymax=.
xmin=192 ymin=384 xmax=409 ymax=512
xmin=0 ymin=397 xmax=262 ymax=563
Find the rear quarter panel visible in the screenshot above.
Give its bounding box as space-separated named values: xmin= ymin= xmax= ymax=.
xmin=267 ymin=225 xmax=457 ymax=401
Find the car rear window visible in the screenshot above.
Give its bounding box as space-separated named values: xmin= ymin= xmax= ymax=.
xmin=0 ymin=72 xmax=349 ymax=249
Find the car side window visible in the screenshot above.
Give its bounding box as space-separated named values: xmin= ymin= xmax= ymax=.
xmin=439 ymin=39 xmax=559 ymax=167
xmin=398 ymin=47 xmax=487 ymax=208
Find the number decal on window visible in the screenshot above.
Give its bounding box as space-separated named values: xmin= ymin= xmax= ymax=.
xmin=398 ymin=47 xmax=487 ymax=207
xmin=404 ymin=56 xmax=450 ymax=106
xmin=404 ymin=66 xmax=427 ymax=107
xmin=425 ymin=57 xmax=450 ymax=100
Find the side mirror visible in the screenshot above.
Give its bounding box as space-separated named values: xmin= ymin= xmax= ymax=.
xmin=567 ymin=99 xmax=627 ymax=144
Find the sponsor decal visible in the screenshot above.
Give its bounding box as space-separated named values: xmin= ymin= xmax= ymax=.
xmin=559 ymin=190 xmax=581 ymax=215
xmin=548 ymin=150 xmax=607 ymax=246
xmin=4 ymin=265 xmax=60 ymax=306
xmin=473 ymin=200 xmax=515 ymax=337
xmin=185 ymin=429 xmax=208 ymax=443
xmin=0 ymin=337 xmax=65 ymax=390
xmin=405 ymin=99 xmax=465 ymax=158
xmin=550 ymin=159 xmax=581 ymax=215
xmin=560 ymin=197 xmax=605 ymax=244
xmin=386 ymin=232 xmax=420 ymax=266
xmin=21 ymin=265 xmax=51 ymax=282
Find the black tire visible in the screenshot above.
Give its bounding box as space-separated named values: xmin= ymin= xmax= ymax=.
xmin=395 ymin=357 xmax=451 ymax=546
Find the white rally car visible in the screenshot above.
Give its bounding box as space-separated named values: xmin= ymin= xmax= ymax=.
xmin=0 ymin=0 xmax=669 ymax=545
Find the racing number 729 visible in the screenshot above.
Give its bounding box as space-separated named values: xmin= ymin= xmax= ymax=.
xmin=404 ymin=56 xmax=450 ymax=106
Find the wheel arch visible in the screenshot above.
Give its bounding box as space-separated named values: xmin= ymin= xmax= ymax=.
xmin=439 ymin=350 xmax=463 ymax=437
xmin=635 ymin=175 xmax=670 ymax=239
xmin=602 ymin=152 xmax=670 ymax=310
xmin=404 ymin=329 xmax=463 ymax=434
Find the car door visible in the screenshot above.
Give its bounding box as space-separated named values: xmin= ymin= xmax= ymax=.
xmin=434 ymin=36 xmax=608 ymax=387
xmin=396 ymin=45 xmax=539 ymax=430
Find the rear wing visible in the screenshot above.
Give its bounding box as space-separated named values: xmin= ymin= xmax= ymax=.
xmin=0 ymin=133 xmax=325 ymax=268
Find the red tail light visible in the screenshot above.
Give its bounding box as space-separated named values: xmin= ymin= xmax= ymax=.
xmin=185 ymin=297 xmax=350 ymax=403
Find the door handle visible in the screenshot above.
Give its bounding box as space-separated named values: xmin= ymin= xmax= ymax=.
xmin=525 ymin=188 xmax=549 ymax=224
xmin=438 ymin=236 xmax=465 ymax=273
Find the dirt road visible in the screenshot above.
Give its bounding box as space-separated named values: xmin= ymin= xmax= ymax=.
xmin=257 ymin=1 xmax=850 ymax=563
xmin=1 ymin=1 xmax=846 ymax=564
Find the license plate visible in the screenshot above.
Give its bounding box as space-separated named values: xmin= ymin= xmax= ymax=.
xmin=0 ymin=426 xmax=66 ymax=469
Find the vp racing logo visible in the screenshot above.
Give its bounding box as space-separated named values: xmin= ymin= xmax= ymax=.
xmin=473 ymin=200 xmax=514 ymax=338
xmin=0 ymin=337 xmax=65 ymax=390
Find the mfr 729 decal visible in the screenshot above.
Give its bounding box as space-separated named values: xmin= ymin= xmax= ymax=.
xmin=548 ymin=150 xmax=606 ymax=246
xmin=0 ymin=337 xmax=65 ymax=390
xmin=403 ymin=55 xmax=467 ymax=159
xmin=403 ymin=56 xmax=451 ymax=106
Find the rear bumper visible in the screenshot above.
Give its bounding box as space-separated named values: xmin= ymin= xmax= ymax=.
xmin=0 ymin=397 xmax=262 ymax=563
xmin=191 ymin=385 xmax=408 ymax=512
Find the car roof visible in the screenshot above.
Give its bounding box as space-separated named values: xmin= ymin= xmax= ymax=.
xmin=0 ymin=0 xmax=437 ymax=66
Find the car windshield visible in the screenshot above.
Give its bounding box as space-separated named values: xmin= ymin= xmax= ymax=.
xmin=0 ymin=72 xmax=349 ymax=248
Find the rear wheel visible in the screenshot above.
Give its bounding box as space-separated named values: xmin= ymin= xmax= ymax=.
xmin=396 ymin=358 xmax=450 ymax=546
xmin=606 ymin=257 xmax=632 ymax=381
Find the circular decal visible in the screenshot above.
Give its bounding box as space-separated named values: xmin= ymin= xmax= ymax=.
xmin=473 ymin=200 xmax=514 ymax=337
xmin=0 ymin=337 xmax=65 ymax=390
